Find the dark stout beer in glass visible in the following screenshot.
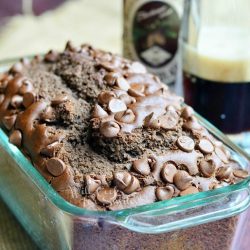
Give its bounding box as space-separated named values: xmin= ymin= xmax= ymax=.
xmin=180 ymin=0 xmax=250 ymax=145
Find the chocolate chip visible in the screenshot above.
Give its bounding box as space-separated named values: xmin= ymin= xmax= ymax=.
xmin=9 ymin=130 xmax=22 ymax=147
xmin=10 ymin=95 xmax=23 ymax=108
xmin=116 ymin=77 xmax=130 ymax=91
xmin=104 ymin=72 xmax=120 ymax=86
xmin=19 ymin=79 xmax=33 ymax=94
xmin=65 ymin=41 xmax=78 ymax=52
xmin=20 ymin=57 xmax=30 ymax=66
xmin=130 ymin=83 xmax=145 ymax=93
xmin=144 ymin=112 xmax=155 ymax=127
xmin=166 ymin=105 xmax=176 ymax=112
xmin=108 ymin=98 xmax=127 ymax=113
xmin=85 ymin=175 xmax=101 ymax=194
xmin=114 ymin=109 xmax=135 ymax=124
xmin=0 ymin=78 xmax=8 ymax=90
xmin=198 ymin=139 xmax=214 ymax=154
xmin=143 ymin=112 xmax=161 ymax=129
xmin=32 ymin=55 xmax=42 ymax=64
xmin=44 ymin=50 xmax=59 ymax=62
xmin=199 ymin=159 xmax=216 ymax=177
xmin=92 ymin=104 xmax=108 ymax=118
xmin=159 ymin=110 xmax=179 ymax=130
xmin=0 ymin=94 xmax=5 ymax=104
xmin=40 ymin=142 xmax=59 ymax=157
xmin=180 ymin=186 xmax=199 ymax=196
xmin=233 ymin=169 xmax=249 ymax=179
xmin=216 ymin=166 xmax=232 ymax=180
xmin=114 ymin=171 xmax=132 ymax=190
xmin=23 ymin=92 xmax=35 ymax=108
xmin=46 ymin=158 xmax=66 ymax=177
xmin=96 ymin=187 xmax=117 ymax=205
xmin=114 ymin=171 xmax=140 ymax=194
xmin=119 ymin=94 xmax=136 ymax=105
xmin=41 ymin=106 xmax=55 ymax=122
xmin=100 ymin=121 xmax=120 ymax=137
xmin=123 ymin=176 xmax=140 ymax=194
xmin=98 ymin=91 xmax=116 ymax=104
xmin=176 ymin=136 xmax=195 ymax=152
xmin=150 ymin=119 xmax=161 ymax=129
xmin=99 ymin=61 xmax=118 ymax=71
xmin=132 ymin=157 xmax=151 ymax=176
xmin=128 ymin=88 xmax=145 ymax=97
xmin=2 ymin=115 xmax=17 ymax=130
xmin=51 ymin=95 xmax=68 ymax=106
xmin=156 ymin=186 xmax=174 ymax=201
xmin=10 ymin=62 xmax=23 ymax=74
xmin=183 ymin=117 xmax=202 ymax=131
xmin=173 ymin=170 xmax=193 ymax=191
xmin=161 ymin=163 xmax=177 ymax=183
xmin=181 ymin=106 xmax=194 ymax=119
xmin=215 ymin=147 xmax=229 ymax=163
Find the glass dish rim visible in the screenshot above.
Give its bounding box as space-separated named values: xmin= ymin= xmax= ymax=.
xmin=0 ymin=58 xmax=250 ymax=220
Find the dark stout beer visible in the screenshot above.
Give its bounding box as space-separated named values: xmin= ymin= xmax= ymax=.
xmin=183 ymin=73 xmax=250 ymax=134
xmin=182 ymin=27 xmax=250 ymax=134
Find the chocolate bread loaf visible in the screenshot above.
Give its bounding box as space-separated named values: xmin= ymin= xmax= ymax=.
xmin=0 ymin=42 xmax=248 ymax=211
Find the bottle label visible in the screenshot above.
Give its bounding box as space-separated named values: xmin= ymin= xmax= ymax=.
xmin=124 ymin=0 xmax=181 ymax=85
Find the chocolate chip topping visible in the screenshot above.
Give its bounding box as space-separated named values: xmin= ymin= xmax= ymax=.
xmin=173 ymin=170 xmax=193 ymax=191
xmin=46 ymin=158 xmax=66 ymax=177
xmin=11 ymin=95 xmax=23 ymax=108
xmin=2 ymin=115 xmax=17 ymax=130
xmin=156 ymin=186 xmax=174 ymax=201
xmin=96 ymin=187 xmax=117 ymax=205
xmin=181 ymin=106 xmax=194 ymax=119
xmin=9 ymin=130 xmax=22 ymax=147
xmin=180 ymin=186 xmax=199 ymax=196
xmin=198 ymin=138 xmax=214 ymax=154
xmin=85 ymin=175 xmax=101 ymax=194
xmin=10 ymin=62 xmax=23 ymax=74
xmin=100 ymin=121 xmax=120 ymax=137
xmin=216 ymin=166 xmax=232 ymax=180
xmin=176 ymin=136 xmax=195 ymax=152
xmin=108 ymin=98 xmax=127 ymax=113
xmin=0 ymin=42 xmax=248 ymax=211
xmin=161 ymin=163 xmax=177 ymax=183
xmin=233 ymin=169 xmax=249 ymax=179
xmin=114 ymin=109 xmax=135 ymax=124
xmin=132 ymin=157 xmax=151 ymax=176
xmin=92 ymin=104 xmax=108 ymax=118
xmin=19 ymin=79 xmax=33 ymax=95
xmin=51 ymin=94 xmax=68 ymax=106
xmin=23 ymin=92 xmax=36 ymax=108
xmin=114 ymin=171 xmax=132 ymax=191
xmin=0 ymin=94 xmax=5 ymax=104
xmin=199 ymin=159 xmax=216 ymax=177
xmin=215 ymin=147 xmax=229 ymax=163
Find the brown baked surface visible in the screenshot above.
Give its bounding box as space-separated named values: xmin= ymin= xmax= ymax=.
xmin=0 ymin=42 xmax=248 ymax=210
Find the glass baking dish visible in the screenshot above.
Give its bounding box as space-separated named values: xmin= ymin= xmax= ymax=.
xmin=0 ymin=59 xmax=250 ymax=250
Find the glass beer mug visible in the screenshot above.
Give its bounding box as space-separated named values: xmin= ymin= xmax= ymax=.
xmin=180 ymin=0 xmax=250 ymax=149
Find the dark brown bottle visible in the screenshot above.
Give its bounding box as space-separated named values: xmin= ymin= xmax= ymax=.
xmin=123 ymin=0 xmax=183 ymax=89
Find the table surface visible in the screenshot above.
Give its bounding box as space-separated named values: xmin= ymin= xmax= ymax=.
xmin=0 ymin=0 xmax=121 ymax=249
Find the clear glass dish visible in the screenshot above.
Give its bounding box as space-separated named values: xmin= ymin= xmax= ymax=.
xmin=0 ymin=59 xmax=250 ymax=250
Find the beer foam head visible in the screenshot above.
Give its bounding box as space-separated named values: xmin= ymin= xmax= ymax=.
xmin=183 ymin=26 xmax=250 ymax=82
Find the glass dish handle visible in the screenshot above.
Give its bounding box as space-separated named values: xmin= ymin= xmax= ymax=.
xmin=117 ymin=182 xmax=250 ymax=234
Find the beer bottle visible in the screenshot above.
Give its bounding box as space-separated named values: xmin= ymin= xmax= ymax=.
xmin=123 ymin=0 xmax=183 ymax=90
